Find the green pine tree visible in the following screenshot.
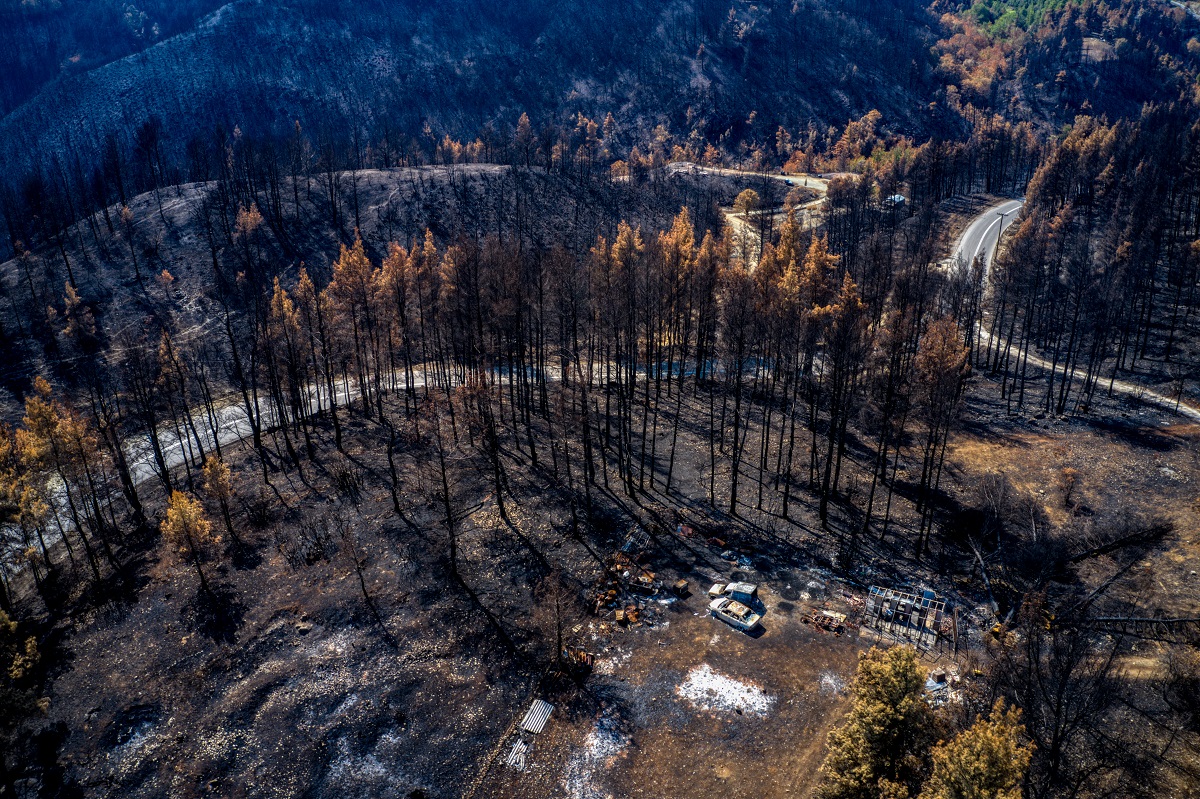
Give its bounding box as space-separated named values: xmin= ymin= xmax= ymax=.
xmin=919 ymin=700 xmax=1032 ymax=799
xmin=815 ymin=646 xmax=944 ymax=799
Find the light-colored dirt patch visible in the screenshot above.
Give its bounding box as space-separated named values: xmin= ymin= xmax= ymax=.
xmin=676 ymin=664 xmax=776 ymax=716
xmin=946 ymin=418 xmax=1200 ymax=618
xmin=1082 ymin=36 xmax=1116 ymax=63
xmin=561 ymin=709 xmax=631 ymax=799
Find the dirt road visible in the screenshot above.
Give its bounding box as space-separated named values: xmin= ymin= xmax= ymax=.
xmin=13 ymin=187 xmax=1199 ymax=562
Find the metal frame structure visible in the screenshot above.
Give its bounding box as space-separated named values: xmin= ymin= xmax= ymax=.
xmin=862 ymin=586 xmax=946 ymax=649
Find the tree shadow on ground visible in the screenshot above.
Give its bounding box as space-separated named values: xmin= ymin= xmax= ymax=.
xmin=1086 ymin=417 xmax=1179 ymax=452
xmin=192 ymin=583 xmax=246 ymax=644
xmin=229 ymin=539 xmax=263 ymax=571
xmin=29 ymin=722 xmax=85 ymax=799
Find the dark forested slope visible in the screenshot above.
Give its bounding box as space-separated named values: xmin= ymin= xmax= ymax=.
xmin=0 ymin=0 xmax=227 ymax=115
xmin=0 ymin=0 xmax=952 ymax=174
xmin=3 ymin=0 xmax=1198 ymax=214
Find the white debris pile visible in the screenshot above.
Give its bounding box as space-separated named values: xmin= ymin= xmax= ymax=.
xmin=819 ymin=671 xmax=847 ymax=696
xmin=323 ymin=734 xmax=416 ymax=795
xmin=593 ymin=648 xmax=631 ymax=676
xmin=562 ymin=709 xmax=630 ymax=799
xmin=676 ymin=664 xmax=776 ymax=716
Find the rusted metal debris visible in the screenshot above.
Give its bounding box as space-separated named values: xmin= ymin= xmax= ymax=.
xmin=805 ymin=609 xmax=849 ymax=635
xmin=563 ymin=646 xmax=595 ymax=676
xmin=841 ymin=591 xmax=865 ymax=611
xmin=620 ymin=527 xmax=651 ymax=558
xmin=621 ymin=569 xmax=662 ymax=595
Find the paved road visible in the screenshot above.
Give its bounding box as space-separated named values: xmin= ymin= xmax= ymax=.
xmin=950 ymin=198 xmax=1024 ymax=272
xmin=664 ymin=163 xmax=831 ymax=264
xmin=139 ymin=196 xmax=1200 ymax=498
xmin=9 ymin=193 xmax=1198 ymax=563
xmin=956 ymin=199 xmax=1200 ymax=423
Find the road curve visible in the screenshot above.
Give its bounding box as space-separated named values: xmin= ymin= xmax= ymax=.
xmin=956 ymin=199 xmax=1200 ymax=424
xmin=1172 ymin=1 xmax=1200 ymax=22
xmin=664 ymin=162 xmax=832 ymax=194
xmin=141 ymin=195 xmax=1199 ymax=498
xmin=950 ymin=198 xmax=1024 ymax=271
xmin=9 ymin=193 xmax=1199 ymax=562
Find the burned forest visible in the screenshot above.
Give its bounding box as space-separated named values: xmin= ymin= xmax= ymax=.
xmin=2 ymin=1 xmax=1200 ymax=798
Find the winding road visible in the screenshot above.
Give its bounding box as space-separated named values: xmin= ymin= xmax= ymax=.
xmin=663 ymin=162 xmax=833 ymax=194
xmin=6 ymin=189 xmax=1200 ymax=564
xmin=663 ymin=162 xmax=832 ymax=264
xmin=111 ymin=195 xmax=1200 ymax=511
xmin=951 ymin=199 xmax=1024 ymax=272
xmin=956 ymin=198 xmax=1200 ymax=423
xmin=1172 ymin=1 xmax=1200 ymax=22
